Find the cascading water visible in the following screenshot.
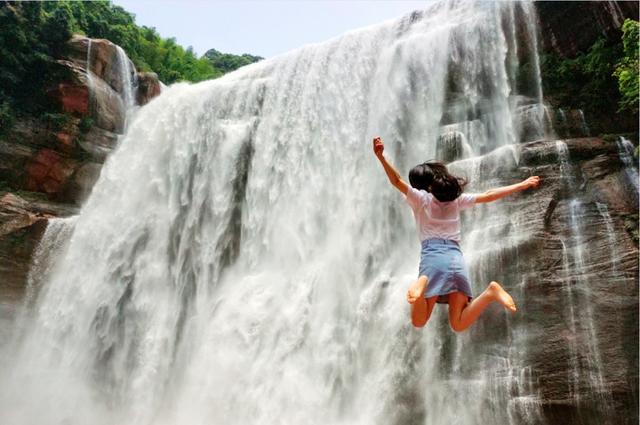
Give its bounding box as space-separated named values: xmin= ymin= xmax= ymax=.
xmin=86 ymin=39 xmax=139 ymax=131
xmin=114 ymin=44 xmax=138 ymax=127
xmin=2 ymin=1 xmax=625 ymax=424
xmin=577 ymin=110 xmax=590 ymax=137
xmin=595 ymin=202 xmax=619 ymax=274
xmin=617 ymin=136 xmax=639 ymax=195
xmin=552 ymin=140 xmax=617 ymax=420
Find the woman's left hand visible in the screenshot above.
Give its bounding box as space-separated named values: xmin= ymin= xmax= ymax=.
xmin=523 ymin=176 xmax=540 ymax=189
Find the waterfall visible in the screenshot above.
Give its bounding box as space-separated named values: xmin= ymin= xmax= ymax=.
xmin=617 ymin=136 xmax=639 ymax=195
xmin=595 ymin=202 xmax=619 ymax=274
xmin=553 ymin=140 xmax=616 ymax=419
xmin=577 ymin=109 xmax=590 ymax=136
xmin=0 ymin=1 xmax=597 ymax=424
xmin=115 ymin=44 xmax=138 ymax=126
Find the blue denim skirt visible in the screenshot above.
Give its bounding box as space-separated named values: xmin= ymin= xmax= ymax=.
xmin=419 ymin=238 xmax=473 ymax=304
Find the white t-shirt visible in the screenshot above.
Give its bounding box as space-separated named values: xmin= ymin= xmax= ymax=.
xmin=404 ymin=187 xmax=477 ymax=242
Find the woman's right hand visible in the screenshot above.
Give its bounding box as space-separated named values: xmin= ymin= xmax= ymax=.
xmin=373 ymin=136 xmax=384 ymax=157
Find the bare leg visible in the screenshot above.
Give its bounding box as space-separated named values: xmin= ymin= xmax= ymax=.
xmin=406 ymin=276 xmax=437 ymax=328
xmin=407 ymin=275 xmax=428 ymax=303
xmin=448 ymin=281 xmax=516 ymax=332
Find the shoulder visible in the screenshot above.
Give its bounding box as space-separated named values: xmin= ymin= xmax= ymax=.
xmin=405 ymin=187 xmax=431 ymax=208
xmin=456 ymin=193 xmax=478 ymax=210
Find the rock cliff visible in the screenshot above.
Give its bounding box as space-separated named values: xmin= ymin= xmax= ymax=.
xmin=535 ymin=1 xmax=639 ymax=57
xmin=0 ymin=35 xmax=160 ymax=307
xmin=507 ymin=137 xmax=637 ymax=424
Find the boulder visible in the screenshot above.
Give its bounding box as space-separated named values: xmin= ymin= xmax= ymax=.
xmin=136 ymin=72 xmax=162 ymax=106
xmin=436 ymin=130 xmax=467 ymax=163
xmin=24 ymin=149 xmax=77 ymax=197
xmin=78 ymin=126 xmax=120 ymax=161
xmin=0 ymin=141 xmax=34 ymax=189
xmin=61 ymin=162 xmax=103 ymax=204
xmin=550 ymin=108 xmax=592 ymax=139
xmin=65 ymin=35 xmax=137 ymax=98
xmin=48 ymin=59 xmax=126 ymax=134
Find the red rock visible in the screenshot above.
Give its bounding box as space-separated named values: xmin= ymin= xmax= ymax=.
xmin=41 ymin=178 xmax=62 ymax=194
xmin=25 ymin=162 xmax=49 ymax=184
xmin=49 ymin=160 xmax=75 ymax=183
xmin=33 ymin=149 xmax=61 ymax=167
xmin=51 ymin=83 xmax=90 ymax=115
xmin=24 ymin=149 xmax=77 ymax=196
xmin=55 ymin=131 xmax=75 ymax=153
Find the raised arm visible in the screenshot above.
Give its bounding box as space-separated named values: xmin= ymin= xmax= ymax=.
xmin=373 ymin=136 xmax=409 ymax=194
xmin=475 ymin=176 xmax=541 ymax=203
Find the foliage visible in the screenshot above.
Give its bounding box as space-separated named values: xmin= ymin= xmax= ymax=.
xmin=539 ymin=23 xmax=640 ymax=135
xmin=204 ymin=49 xmax=263 ymax=74
xmin=613 ymin=19 xmax=639 ymax=114
xmin=79 ymin=116 xmax=94 ymax=133
xmin=0 ymin=2 xmax=73 ymax=132
xmin=0 ymin=100 xmax=13 ymax=133
xmin=42 ymin=112 xmax=72 ymax=131
xmin=540 ymin=37 xmax=622 ymax=115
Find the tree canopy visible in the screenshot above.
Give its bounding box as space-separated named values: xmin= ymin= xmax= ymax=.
xmin=614 ymin=19 xmax=639 ymax=114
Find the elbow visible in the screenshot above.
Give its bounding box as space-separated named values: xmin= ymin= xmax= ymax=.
xmin=481 ymin=191 xmax=498 ymax=202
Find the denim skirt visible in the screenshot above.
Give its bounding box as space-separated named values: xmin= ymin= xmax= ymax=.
xmin=418 ymin=238 xmax=473 ymax=304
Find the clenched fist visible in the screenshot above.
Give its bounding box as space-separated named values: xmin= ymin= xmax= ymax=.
xmin=373 ymin=136 xmax=384 ymax=157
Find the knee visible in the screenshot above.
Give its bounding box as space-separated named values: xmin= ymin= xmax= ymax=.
xmin=412 ymin=317 xmax=428 ymax=328
xmin=449 ymin=321 xmax=466 ymax=333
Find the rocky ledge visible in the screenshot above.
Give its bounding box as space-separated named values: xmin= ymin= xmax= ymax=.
xmin=0 ymin=35 xmax=161 ymax=307
xmin=1 ymin=35 xmax=161 ymax=205
xmin=448 ymin=135 xmax=638 ymax=425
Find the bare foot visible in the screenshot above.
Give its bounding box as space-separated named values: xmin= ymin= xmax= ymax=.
xmin=406 ymin=276 xmax=428 ymax=304
xmin=487 ymin=281 xmax=517 ymax=313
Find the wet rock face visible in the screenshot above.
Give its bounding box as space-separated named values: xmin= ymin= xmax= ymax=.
xmin=0 ymin=193 xmax=77 ymax=305
xmin=549 ymin=108 xmax=591 ymax=139
xmin=535 ymin=1 xmax=639 ymax=57
xmin=0 ymin=35 xmax=162 ymax=306
xmin=24 ymin=149 xmax=77 ymax=195
xmin=2 ymin=35 xmax=162 ymax=206
xmin=436 ymin=131 xmax=467 ymax=163
xmin=136 ymin=72 xmax=162 ymax=106
xmin=458 ymin=136 xmax=639 ymax=425
xmin=65 ymin=35 xmax=137 ymax=98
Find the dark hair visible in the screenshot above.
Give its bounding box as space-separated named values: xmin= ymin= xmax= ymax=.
xmin=408 ymin=160 xmax=468 ymax=202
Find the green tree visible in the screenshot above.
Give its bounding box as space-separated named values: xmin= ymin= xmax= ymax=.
xmin=0 ymin=2 xmax=72 ymax=130
xmin=614 ymin=19 xmax=639 ymax=114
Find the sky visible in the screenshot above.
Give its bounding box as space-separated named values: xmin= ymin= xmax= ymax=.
xmin=112 ymin=1 xmax=428 ymax=58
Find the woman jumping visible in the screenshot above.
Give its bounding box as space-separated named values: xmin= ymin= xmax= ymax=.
xmin=372 ymin=136 xmax=540 ymax=331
